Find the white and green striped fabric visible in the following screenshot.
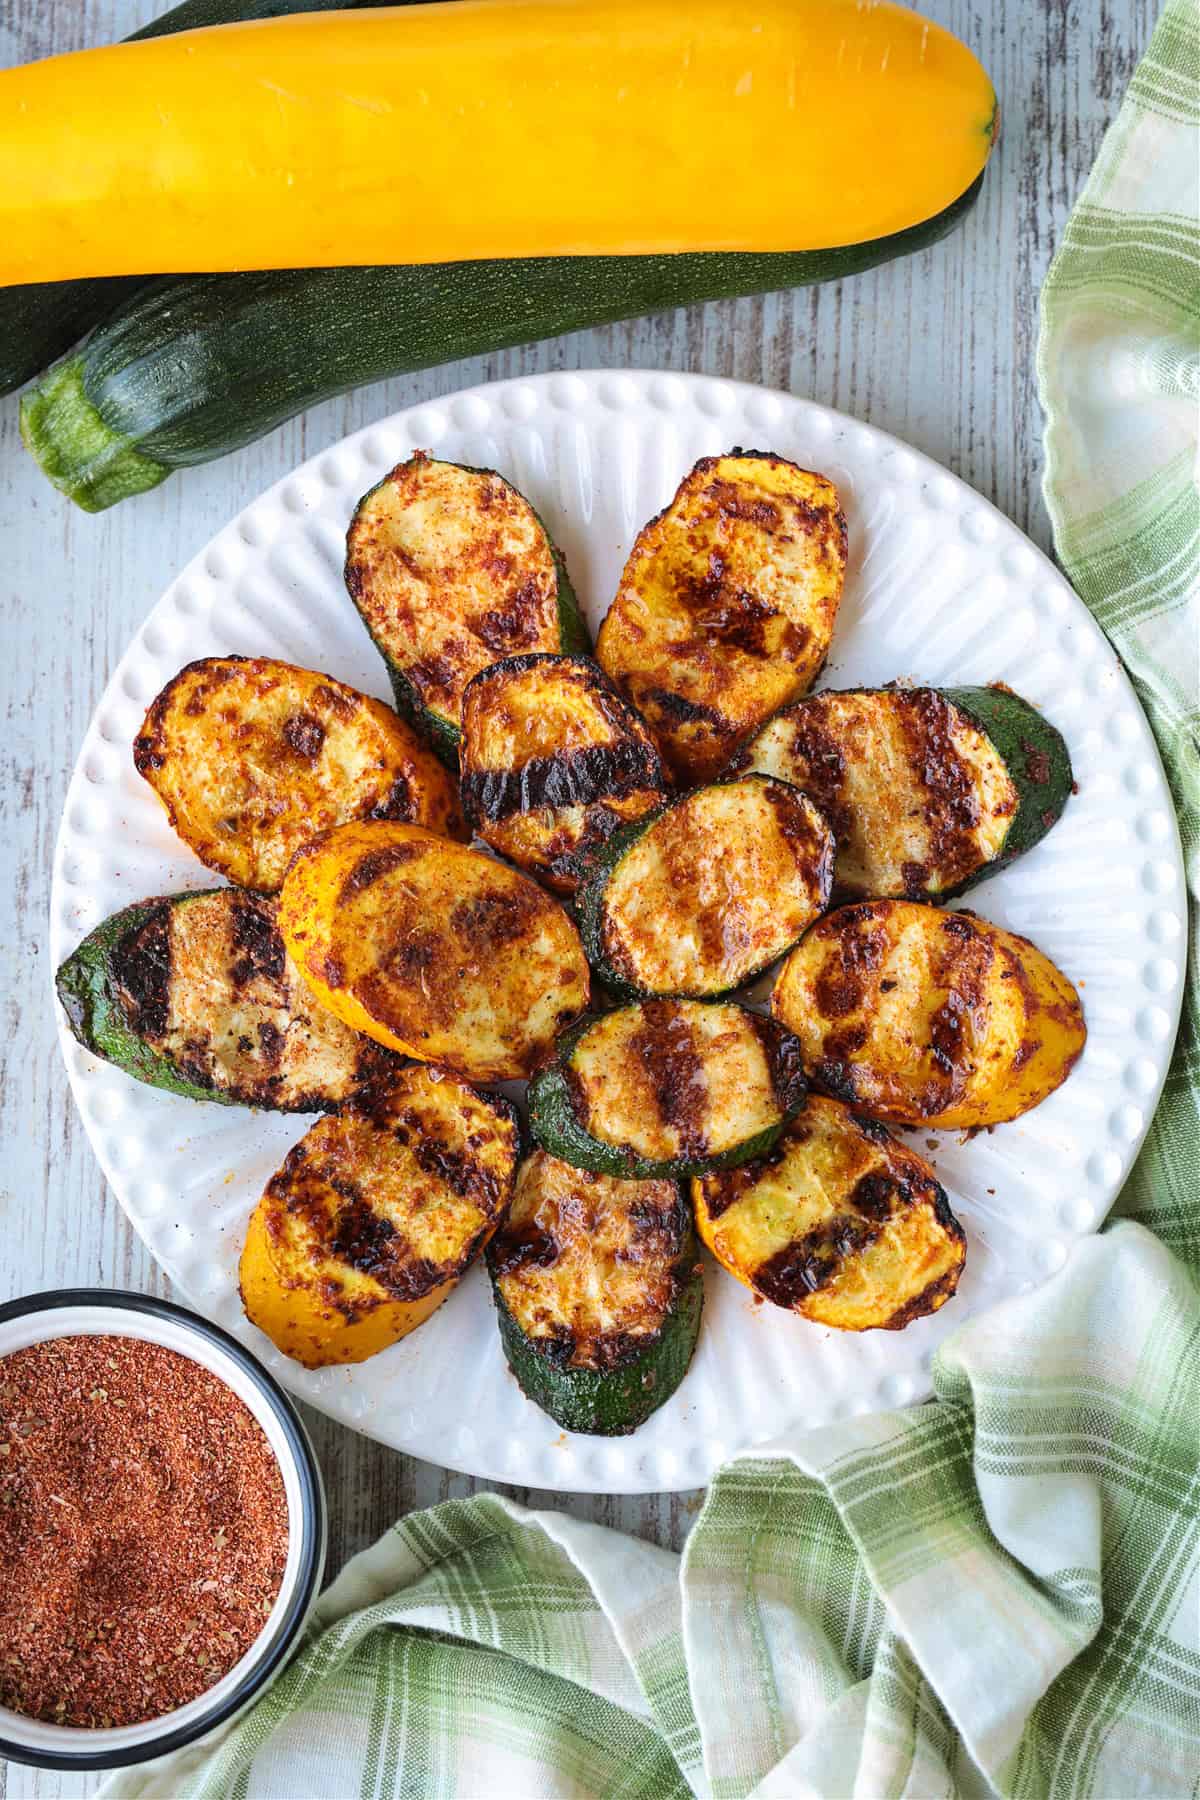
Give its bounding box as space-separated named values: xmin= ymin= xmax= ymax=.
xmin=107 ymin=6 xmax=1199 ymax=1796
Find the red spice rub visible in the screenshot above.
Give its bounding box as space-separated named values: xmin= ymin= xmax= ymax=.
xmin=0 ymin=1334 xmax=288 ymax=1728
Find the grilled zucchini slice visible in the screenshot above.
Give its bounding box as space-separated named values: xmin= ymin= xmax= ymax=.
xmin=488 ymin=1149 xmax=703 ymax=1434
xmin=133 ymin=655 xmax=467 ymax=892
xmin=55 ymin=889 xmax=394 ymax=1109
xmin=576 ymin=774 xmax=834 ymax=998
xmin=279 ymin=820 xmax=590 ymax=1082
xmin=459 ymin=653 xmax=667 ymax=896
xmin=240 ymin=1065 xmax=520 ymax=1367
xmin=345 ymin=454 xmax=589 ymax=764
xmin=595 ymin=452 xmax=846 ymax=784
xmin=694 ymin=1095 xmax=965 ymax=1330
xmin=772 ymin=900 xmax=1086 ymax=1128
xmin=528 ymin=999 xmax=807 ymax=1179
xmin=729 ymin=684 xmax=1072 ymax=900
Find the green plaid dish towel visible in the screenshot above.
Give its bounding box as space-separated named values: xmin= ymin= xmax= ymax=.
xmin=105 ymin=7 xmax=1199 ymax=1797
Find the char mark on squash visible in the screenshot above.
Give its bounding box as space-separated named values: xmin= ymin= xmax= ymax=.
xmin=330 ymin=1195 xmax=457 ymax=1304
xmin=880 ymin=1258 xmax=963 ymax=1331
xmin=678 ymin=553 xmax=778 ymax=655
xmin=339 ymin=842 xmax=422 ymax=901
xmin=752 ymin=1016 xmax=808 ymax=1115
xmin=752 ymin=1214 xmax=882 ymax=1308
xmin=848 ymin=1169 xmax=913 ymax=1221
xmin=451 ymin=888 xmax=540 ymax=951
xmin=699 ymin=1140 xmax=788 ymax=1220
xmin=852 ymin=1114 xmax=893 ymax=1146
xmin=367 ymin=772 xmax=416 ymax=822
xmin=641 ymin=688 xmax=729 ymax=730
xmin=410 ymin=1137 xmax=499 ymax=1211
xmin=928 ymin=993 xmax=970 ymax=1075
xmin=111 ymin=901 xmax=173 ymax=1041
xmin=812 ymin=1060 xmax=860 ymax=1104
xmin=230 ymin=894 xmax=286 ymax=986
xmin=812 ymin=917 xmax=886 ymax=1018
xmin=281 ymin=711 xmax=327 ymax=762
xmin=462 ymin=739 xmax=663 ymax=826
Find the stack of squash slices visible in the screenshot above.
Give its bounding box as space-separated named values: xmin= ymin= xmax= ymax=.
xmin=57 ymin=449 xmax=1084 ymax=1438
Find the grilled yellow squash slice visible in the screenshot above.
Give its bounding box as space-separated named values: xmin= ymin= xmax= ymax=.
xmin=134 ymin=655 xmax=466 ymax=891
xmin=344 ymin=454 xmax=588 ymax=764
xmin=56 ymin=888 xmax=396 ymax=1109
xmin=459 ymin=653 xmax=666 ymax=895
xmin=772 ymin=901 xmax=1086 ymax=1128
xmin=488 ymin=1149 xmax=703 ymax=1434
xmin=279 ymin=820 xmax=590 ymax=1082
xmin=595 ymin=453 xmax=846 ymax=783
xmin=729 ymin=685 xmax=1072 ymax=900
xmin=240 ymin=1065 xmax=520 ymax=1367
xmin=576 ymin=774 xmax=834 ymax=998
xmin=693 ymin=1095 xmax=965 ymax=1330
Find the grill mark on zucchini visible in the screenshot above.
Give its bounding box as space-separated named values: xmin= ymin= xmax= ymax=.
xmin=891 ymin=688 xmax=991 ymax=893
xmin=110 ymin=902 xmax=172 ymax=1041
xmin=618 ymin=1001 xmax=710 ymax=1161
xmin=731 ymin=684 xmax=1070 ymax=900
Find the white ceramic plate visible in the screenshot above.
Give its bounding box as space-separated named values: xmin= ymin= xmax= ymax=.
xmin=51 ymin=370 xmax=1187 ymax=1495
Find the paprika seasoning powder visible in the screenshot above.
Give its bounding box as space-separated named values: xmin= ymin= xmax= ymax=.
xmin=0 ymin=1333 xmax=288 ymax=1729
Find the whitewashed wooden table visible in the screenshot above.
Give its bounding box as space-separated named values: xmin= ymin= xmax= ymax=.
xmin=0 ymin=2 xmax=1154 ymax=1793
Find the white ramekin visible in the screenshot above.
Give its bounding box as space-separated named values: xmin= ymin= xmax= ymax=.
xmin=0 ymin=1288 xmax=326 ymax=1771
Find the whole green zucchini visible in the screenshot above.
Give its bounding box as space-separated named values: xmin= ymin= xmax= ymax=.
xmin=0 ymin=0 xmax=415 ymax=396
xmin=20 ymin=176 xmax=985 ymax=512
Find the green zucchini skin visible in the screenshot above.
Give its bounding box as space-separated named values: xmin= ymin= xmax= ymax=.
xmin=0 ymin=0 xmax=406 ymax=398
xmin=527 ymin=1007 xmax=807 ymax=1180
xmin=55 ymin=896 xmax=237 ymax=1105
xmin=490 ymin=1234 xmax=704 ymax=1436
xmin=574 ymin=809 xmax=670 ymax=997
xmin=20 ymin=174 xmax=985 ymax=510
xmin=941 ymin=685 xmax=1074 ymax=876
xmin=345 ymin=459 xmax=589 ymax=768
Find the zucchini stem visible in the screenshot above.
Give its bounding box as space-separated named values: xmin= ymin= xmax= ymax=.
xmin=20 ymin=356 xmax=168 ymax=511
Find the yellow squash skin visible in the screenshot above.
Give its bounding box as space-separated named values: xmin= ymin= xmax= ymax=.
xmin=278 ymin=819 xmax=590 ymax=1081
xmin=240 ymin=1064 xmax=519 ymax=1366
xmin=772 ymin=900 xmax=1086 ymax=1129
xmin=0 ymin=0 xmax=997 ymax=283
